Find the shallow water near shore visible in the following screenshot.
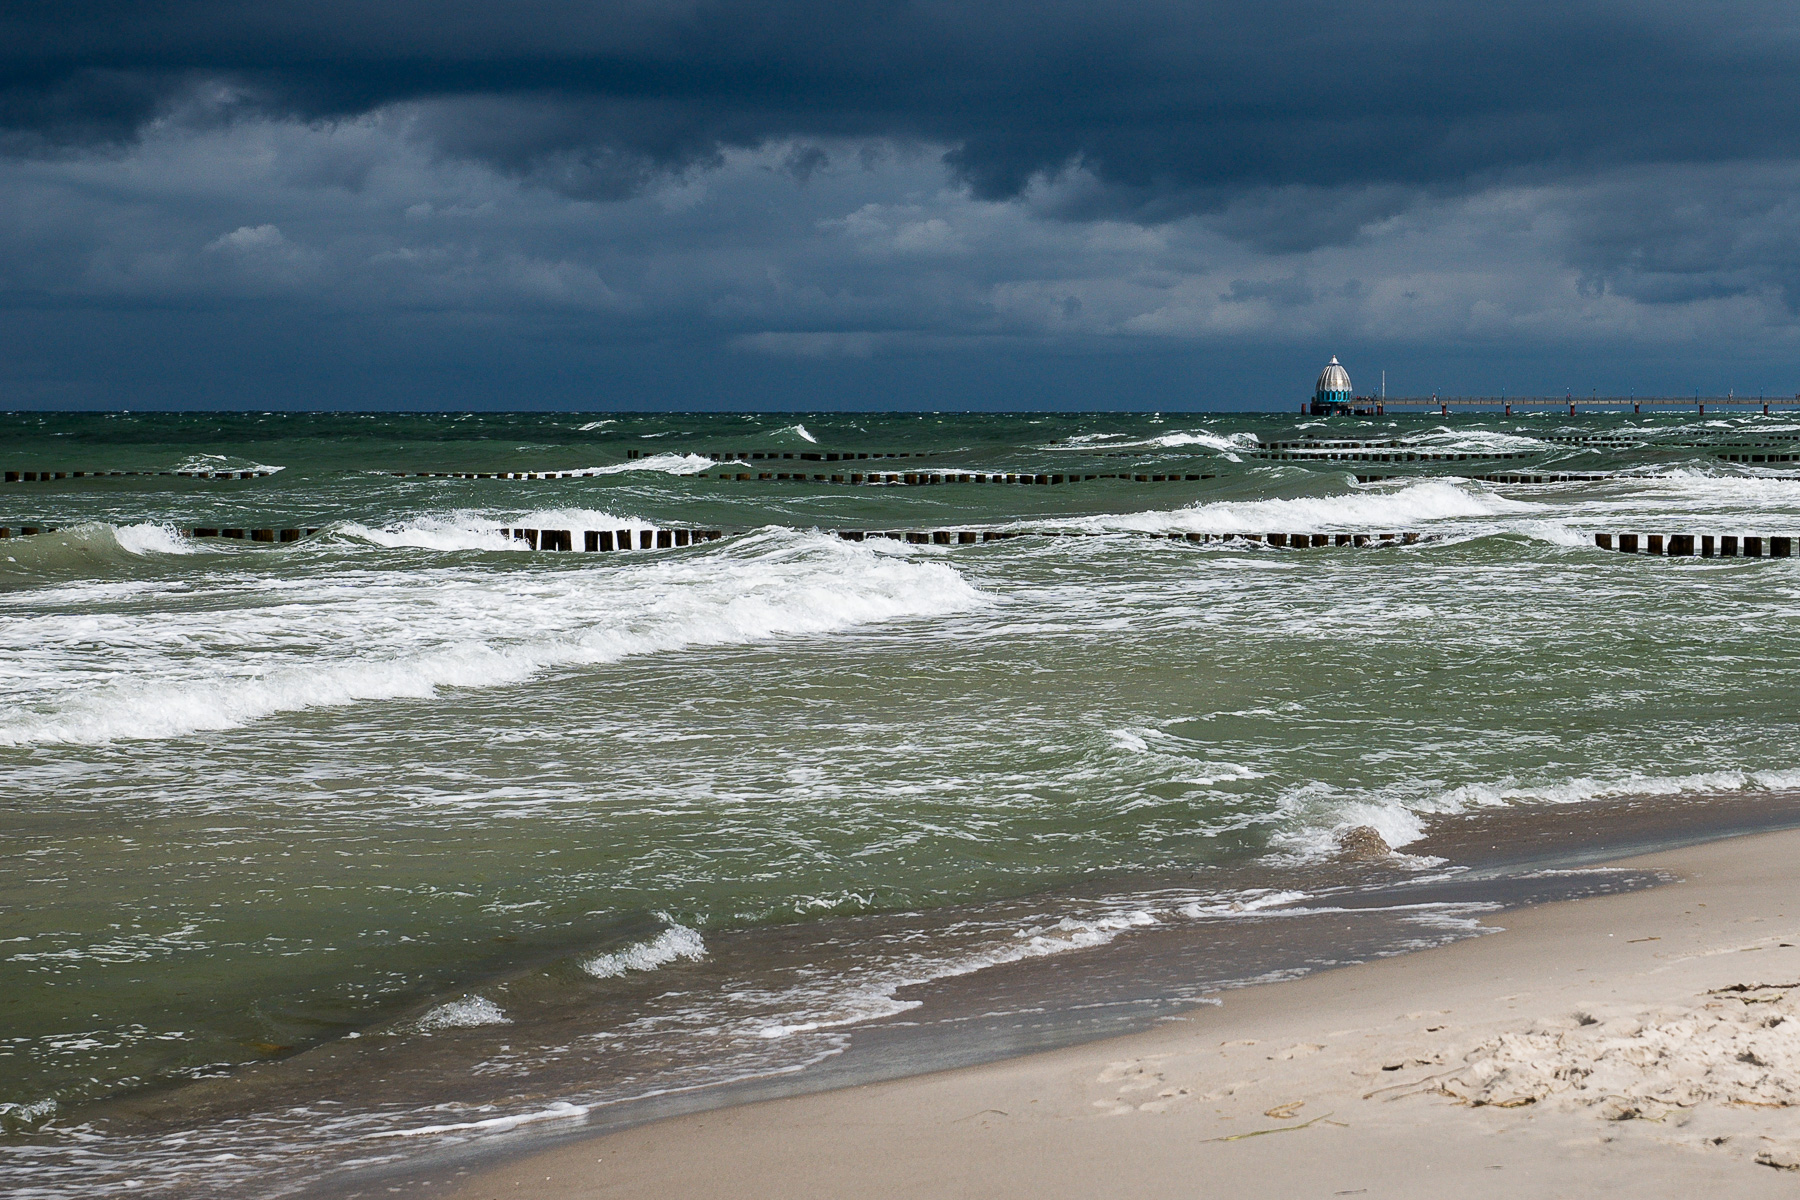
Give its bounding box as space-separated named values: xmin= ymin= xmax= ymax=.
xmin=6 ymin=410 xmax=1800 ymax=1197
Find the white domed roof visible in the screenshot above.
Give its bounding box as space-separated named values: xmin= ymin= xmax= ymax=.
xmin=1316 ymin=356 xmax=1351 ymax=394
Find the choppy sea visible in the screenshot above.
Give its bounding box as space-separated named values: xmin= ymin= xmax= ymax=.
xmin=5 ymin=410 xmax=1800 ymax=1197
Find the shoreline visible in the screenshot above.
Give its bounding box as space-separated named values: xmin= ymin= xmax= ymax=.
xmin=422 ymin=825 xmax=1800 ymax=1198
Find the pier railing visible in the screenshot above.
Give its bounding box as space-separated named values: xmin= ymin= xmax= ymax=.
xmin=1370 ymin=396 xmax=1795 ymax=415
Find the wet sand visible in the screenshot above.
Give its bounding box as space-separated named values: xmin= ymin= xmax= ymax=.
xmin=434 ymin=825 xmax=1800 ymax=1199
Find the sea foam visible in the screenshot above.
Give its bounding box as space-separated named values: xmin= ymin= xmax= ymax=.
xmin=1065 ymin=480 xmax=1531 ymax=535
xmin=0 ymin=530 xmax=988 ymax=747
xmin=581 ymin=924 xmax=706 ymax=978
xmin=416 ymin=996 xmax=511 ymax=1030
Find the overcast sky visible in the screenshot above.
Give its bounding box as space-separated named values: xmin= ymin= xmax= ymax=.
xmin=5 ymin=0 xmax=1800 ymax=409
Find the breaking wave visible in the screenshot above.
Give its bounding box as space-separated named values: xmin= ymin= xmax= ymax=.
xmin=582 ymin=924 xmax=706 ymax=979
xmin=0 ymin=531 xmax=988 ymax=747
xmin=1066 ymin=480 xmax=1531 ymax=534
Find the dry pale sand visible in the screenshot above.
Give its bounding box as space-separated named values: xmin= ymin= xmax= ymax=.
xmin=438 ymin=827 xmax=1800 ymax=1199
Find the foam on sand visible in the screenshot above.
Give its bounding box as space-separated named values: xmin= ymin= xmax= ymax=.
xmin=1439 ymin=984 xmax=1800 ymax=1118
xmin=433 ymin=828 xmax=1800 ymax=1195
xmin=365 ymin=1101 xmax=589 ymax=1140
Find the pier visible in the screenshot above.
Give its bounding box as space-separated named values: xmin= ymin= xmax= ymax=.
xmin=1372 ymin=395 xmax=1799 ymax=416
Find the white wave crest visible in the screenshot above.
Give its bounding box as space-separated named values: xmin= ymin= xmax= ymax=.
xmin=582 ymin=924 xmax=706 ymax=979
xmin=340 ymin=510 xmax=657 ymax=553
xmin=583 ymin=453 xmax=713 ymax=475
xmin=416 ymin=996 xmax=511 ymax=1031
xmin=753 ymin=910 xmax=1160 ymax=1039
xmin=1271 ymin=765 xmax=1800 ymax=862
xmin=1068 ymin=480 xmax=1531 ymax=535
xmin=785 ymin=423 xmax=819 ymax=444
xmin=0 ymin=530 xmax=988 ymax=746
xmin=171 ymin=453 xmax=284 ymax=475
xmin=1145 ymin=430 xmax=1260 ymax=453
xmin=112 ymin=523 xmax=202 ymax=555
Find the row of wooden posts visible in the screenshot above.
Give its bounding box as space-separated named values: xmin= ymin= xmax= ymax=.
xmin=1596 ymin=533 xmax=1794 ymax=557
xmin=6 ymin=523 xmax=1796 ymax=558
xmin=705 ymin=470 xmax=1218 ymax=485
xmin=501 ymin=528 xmax=725 ymax=550
xmin=4 ymin=470 xmax=274 ymax=482
xmin=647 ymin=450 xmax=1244 ymax=462
xmin=832 ymin=530 xmax=1429 ymax=546
xmin=1258 ymin=450 xmax=1530 ymax=462
xmin=0 ymin=525 xmax=318 ymax=539
xmin=1357 ymin=472 xmax=1612 ymax=484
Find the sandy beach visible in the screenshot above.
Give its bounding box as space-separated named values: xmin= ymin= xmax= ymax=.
xmin=437 ymin=826 xmax=1800 ymax=1199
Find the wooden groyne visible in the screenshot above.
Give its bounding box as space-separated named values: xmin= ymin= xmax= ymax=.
xmin=0 ymin=525 xmax=722 ymax=549
xmin=0 ymin=525 xmax=321 ymax=540
xmin=1357 ymin=472 xmax=1612 ymax=484
xmin=702 ymin=471 xmax=1218 ymax=485
xmin=501 ymin=528 xmax=724 ymax=550
xmin=1595 ymin=533 xmax=1793 ymax=557
xmin=831 ymin=530 xmax=1428 ymax=547
xmin=4 ymin=470 xmax=275 ymax=482
xmin=0 ymin=524 xmax=1432 ymax=551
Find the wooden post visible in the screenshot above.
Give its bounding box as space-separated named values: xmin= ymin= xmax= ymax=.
xmin=1618 ymin=533 xmax=1638 ymax=552
xmin=1721 ymin=535 xmax=1738 ymax=556
xmin=585 ymin=531 xmax=600 ymax=551
xmin=1701 ymin=535 xmax=1715 ymax=557
xmin=1647 ymin=534 xmax=1664 ymax=555
xmin=1773 ymin=536 xmax=1793 ymax=558
xmin=958 ymin=531 xmax=977 ymax=543
xmin=674 ymin=530 xmax=690 ymax=546
xmin=1595 ymin=533 xmax=1613 ymax=549
xmin=656 ymin=530 xmax=673 ymax=548
xmin=1745 ymin=536 xmax=1764 ymax=557
xmin=639 ymin=530 xmax=653 ymax=549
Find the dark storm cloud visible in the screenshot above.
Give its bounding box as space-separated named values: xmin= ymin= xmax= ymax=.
xmin=6 ymin=0 xmax=1800 ymax=213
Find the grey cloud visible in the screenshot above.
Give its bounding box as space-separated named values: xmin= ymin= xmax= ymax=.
xmin=7 ymin=3 xmax=1800 ymax=408
xmin=7 ymin=0 xmax=1800 ymax=220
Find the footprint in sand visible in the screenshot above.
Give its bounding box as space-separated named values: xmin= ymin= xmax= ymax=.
xmin=1092 ymin=1057 xmax=1202 ymax=1114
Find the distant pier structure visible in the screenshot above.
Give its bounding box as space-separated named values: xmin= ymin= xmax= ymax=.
xmin=1299 ymin=358 xmax=1795 ymax=417
xmin=1308 ymin=356 xmax=1384 ymax=416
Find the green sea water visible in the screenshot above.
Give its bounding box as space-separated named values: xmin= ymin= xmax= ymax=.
xmin=4 ymin=409 xmax=1800 ymax=1196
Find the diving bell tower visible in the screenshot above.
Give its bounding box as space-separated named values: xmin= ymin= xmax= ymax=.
xmin=1311 ymin=356 xmax=1353 ymax=415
